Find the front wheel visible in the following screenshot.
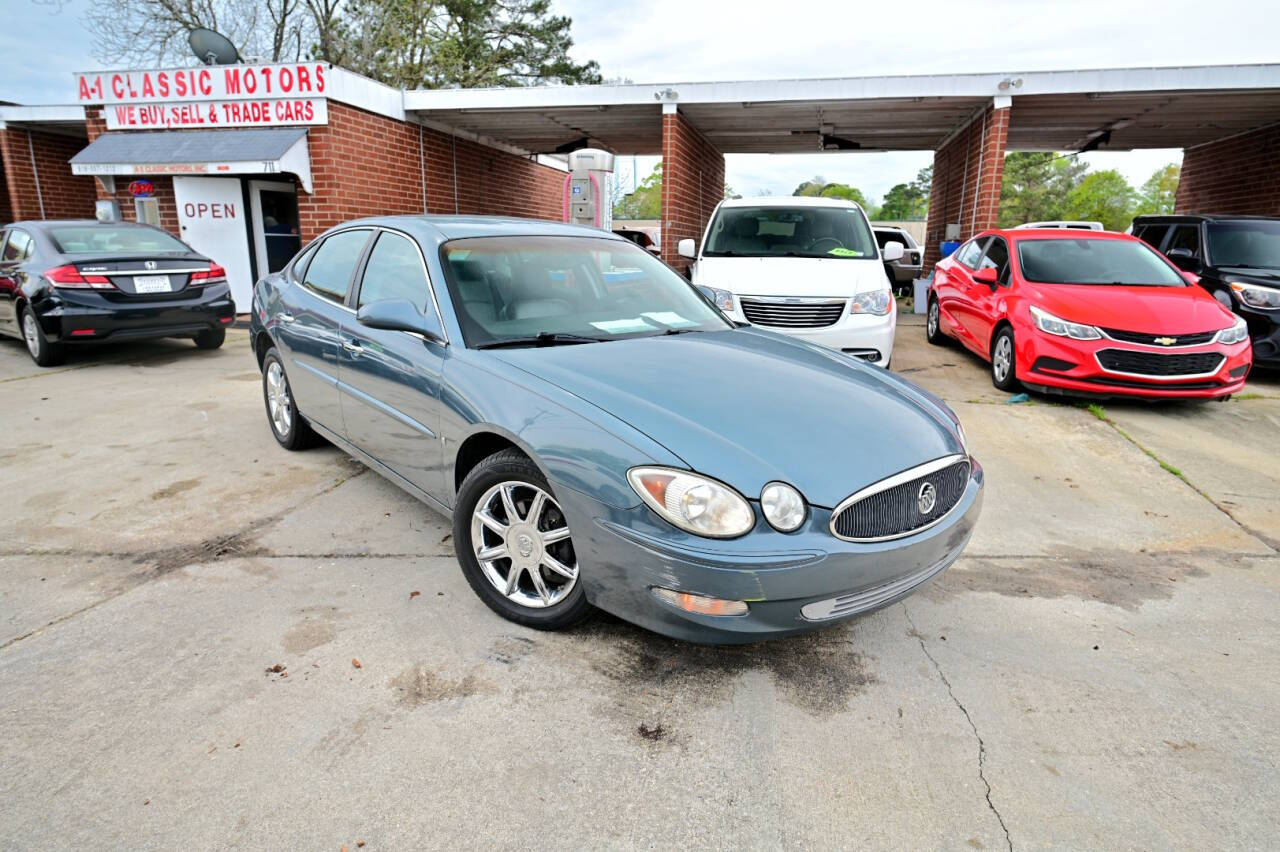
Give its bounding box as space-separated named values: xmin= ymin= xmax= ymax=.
xmin=21 ymin=309 xmax=65 ymax=367
xmin=454 ymin=449 xmax=590 ymax=631
xmin=926 ymin=297 xmax=947 ymax=346
xmin=990 ymin=326 xmax=1021 ymax=392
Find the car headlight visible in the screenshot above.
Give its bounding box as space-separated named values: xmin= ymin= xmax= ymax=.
xmin=851 ymin=287 xmax=893 ymax=316
xmin=702 ymin=286 xmax=734 ymax=312
xmin=1216 ymin=314 xmax=1250 ymax=345
xmin=1230 ymin=281 xmax=1280 ymax=310
xmin=628 ymin=467 xmax=755 ymax=538
xmin=1029 ymin=305 xmax=1101 ymax=340
xmin=955 ymin=421 xmax=970 ymax=457
xmin=760 ymin=482 xmax=807 ymax=532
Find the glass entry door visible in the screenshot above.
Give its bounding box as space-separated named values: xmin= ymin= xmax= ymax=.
xmin=249 ymin=180 xmax=302 ymax=276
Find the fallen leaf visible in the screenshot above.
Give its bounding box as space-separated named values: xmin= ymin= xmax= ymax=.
xmin=352 ymin=658 xmax=362 ymax=669
xmin=409 ymin=591 xmax=420 ymax=599
xmin=143 ymin=799 xmax=150 ymax=806
xmin=357 ymin=843 xmax=366 ymax=848
xmin=265 ymin=664 xmax=285 ymax=674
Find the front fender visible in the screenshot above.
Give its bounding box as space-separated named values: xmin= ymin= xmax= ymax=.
xmin=440 ymin=351 xmax=686 ymax=510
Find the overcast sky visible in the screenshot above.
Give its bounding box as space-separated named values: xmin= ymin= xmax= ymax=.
xmin=6 ymin=0 xmax=1279 ymax=203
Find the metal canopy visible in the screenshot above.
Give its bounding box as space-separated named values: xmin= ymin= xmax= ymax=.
xmin=406 ymin=64 xmax=1280 ymax=155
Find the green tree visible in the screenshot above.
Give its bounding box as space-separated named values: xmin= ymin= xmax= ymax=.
xmin=997 ymin=153 xmax=1089 ymax=227
xmin=792 ymin=176 xmax=876 ymax=214
xmin=1065 ymin=170 xmax=1136 ymax=231
xmin=1135 ymin=163 xmax=1180 ymax=216
xmin=613 ymin=163 xmax=662 ymax=220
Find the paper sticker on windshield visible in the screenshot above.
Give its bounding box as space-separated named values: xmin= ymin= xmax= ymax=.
xmin=591 ymin=318 xmax=653 ymax=334
xmin=828 ymin=247 xmax=864 ymax=257
xmin=642 ymin=311 xmax=698 ymax=328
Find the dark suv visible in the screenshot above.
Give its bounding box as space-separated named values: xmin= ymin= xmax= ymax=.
xmin=1131 ymin=214 xmax=1280 ymax=365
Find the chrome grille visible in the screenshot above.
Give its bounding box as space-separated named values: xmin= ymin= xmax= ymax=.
xmin=831 ymin=456 xmax=970 ymax=542
xmin=740 ymin=298 xmax=846 ymax=328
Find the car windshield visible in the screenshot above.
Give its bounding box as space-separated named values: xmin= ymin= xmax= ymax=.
xmin=440 ymin=236 xmax=733 ymax=347
xmin=703 ymin=205 xmax=877 ymax=259
xmin=1206 ymin=220 xmax=1280 ymax=269
xmin=48 ymin=225 xmax=191 ymax=255
xmin=1017 ymin=238 xmax=1186 ymax=286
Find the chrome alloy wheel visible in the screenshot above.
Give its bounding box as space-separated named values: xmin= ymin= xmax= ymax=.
xmin=992 ymin=335 xmax=1013 ymax=384
xmin=927 ymin=299 xmax=940 ymax=337
xmin=22 ymin=312 xmax=40 ymax=358
xmin=266 ymin=361 xmax=294 ymax=437
xmin=471 ymin=481 xmax=577 ymax=609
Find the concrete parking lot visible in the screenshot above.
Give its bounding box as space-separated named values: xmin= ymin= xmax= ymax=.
xmin=2 ymin=315 xmax=1278 ymax=850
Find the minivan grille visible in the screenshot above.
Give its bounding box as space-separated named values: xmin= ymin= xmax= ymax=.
xmin=832 ymin=458 xmax=970 ymax=541
xmin=740 ymin=298 xmax=846 ymax=328
xmin=1096 ymin=349 xmax=1224 ymax=377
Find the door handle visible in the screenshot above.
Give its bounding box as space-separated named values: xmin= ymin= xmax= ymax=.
xmin=277 ymin=312 xmax=296 ymax=324
xmin=342 ymin=339 xmax=365 ymax=356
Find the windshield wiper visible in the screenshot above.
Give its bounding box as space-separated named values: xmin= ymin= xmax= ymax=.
xmin=660 ymin=327 xmax=702 ymax=335
xmin=474 ymin=332 xmax=606 ymax=350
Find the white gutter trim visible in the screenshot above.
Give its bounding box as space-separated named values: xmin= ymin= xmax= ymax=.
xmin=404 ymin=64 xmax=1280 ymax=111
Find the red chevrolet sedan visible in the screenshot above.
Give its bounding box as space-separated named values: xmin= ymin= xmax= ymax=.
xmin=926 ymin=229 xmax=1252 ymax=399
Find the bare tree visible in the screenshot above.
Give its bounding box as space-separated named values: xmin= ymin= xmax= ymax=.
xmin=84 ymin=0 xmax=305 ymax=65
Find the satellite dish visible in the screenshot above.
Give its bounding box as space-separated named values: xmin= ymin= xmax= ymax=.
xmin=188 ymin=27 xmax=240 ymax=66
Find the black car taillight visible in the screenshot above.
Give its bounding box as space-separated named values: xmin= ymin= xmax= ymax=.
xmin=46 ymin=264 xmax=116 ymax=290
xmin=189 ymin=262 xmax=227 ymax=286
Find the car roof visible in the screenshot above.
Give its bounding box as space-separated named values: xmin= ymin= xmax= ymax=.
xmin=989 ymin=228 xmax=1136 ymax=241
xmin=1132 ymin=213 xmax=1280 ymax=223
xmin=4 ymin=219 xmax=154 ymax=230
xmin=324 ymin=215 xmax=630 ymax=245
xmin=718 ymin=196 xmax=861 ymax=210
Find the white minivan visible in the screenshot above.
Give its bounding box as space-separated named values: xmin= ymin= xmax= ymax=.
xmin=679 ymin=196 xmax=902 ymax=364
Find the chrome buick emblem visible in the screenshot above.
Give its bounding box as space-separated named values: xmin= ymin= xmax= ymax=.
xmin=144 ymin=260 xmax=157 ymax=270
xmin=516 ymin=534 xmax=534 ymax=558
xmin=1154 ymin=336 xmax=1177 ymax=346
xmin=917 ymin=482 xmax=937 ymax=515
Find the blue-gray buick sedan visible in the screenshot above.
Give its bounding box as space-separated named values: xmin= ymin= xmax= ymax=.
xmin=249 ymin=216 xmax=983 ymax=643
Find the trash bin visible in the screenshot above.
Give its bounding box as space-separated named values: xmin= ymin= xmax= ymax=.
xmin=940 ymin=240 xmax=961 ymax=259
xmin=913 ymin=278 xmax=929 ymax=313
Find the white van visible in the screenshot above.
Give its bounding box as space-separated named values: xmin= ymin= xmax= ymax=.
xmin=679 ymin=196 xmax=901 ymax=364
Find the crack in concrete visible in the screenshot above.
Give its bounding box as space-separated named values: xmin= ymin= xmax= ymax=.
xmin=1 ymin=468 xmax=369 ymax=652
xmin=903 ymin=604 xmax=1013 ymax=852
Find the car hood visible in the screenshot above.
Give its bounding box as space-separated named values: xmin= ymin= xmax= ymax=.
xmin=696 ymin=256 xmax=888 ymax=298
xmin=1216 ymin=266 xmax=1280 ymax=283
xmin=490 ymin=328 xmax=961 ymax=508
xmin=1025 ymin=283 xmax=1235 ymax=333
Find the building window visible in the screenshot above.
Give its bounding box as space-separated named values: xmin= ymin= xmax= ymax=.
xmin=134 ymin=197 xmax=160 ymax=226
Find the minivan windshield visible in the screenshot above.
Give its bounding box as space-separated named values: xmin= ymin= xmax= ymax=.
xmin=440 ymin=236 xmax=733 ymax=348
xmin=48 ymin=225 xmax=191 ymax=255
xmin=703 ymin=205 xmax=877 ymax=259
xmin=1206 ymin=220 xmax=1280 ymax=269
xmin=1017 ymin=238 xmax=1186 ymax=287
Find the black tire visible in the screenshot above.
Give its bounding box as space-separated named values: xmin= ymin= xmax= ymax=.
xmin=990 ymin=325 xmax=1021 ymax=392
xmin=194 ymin=326 xmax=226 ymax=350
xmin=20 ymin=307 xmax=65 ymax=367
xmin=925 ymin=297 xmax=947 ymax=346
xmin=453 ymin=448 xmax=591 ymax=631
xmin=261 ymin=347 xmax=323 ymax=450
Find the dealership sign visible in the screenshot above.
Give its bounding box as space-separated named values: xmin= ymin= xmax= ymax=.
xmin=74 ymin=63 xmax=330 ymax=129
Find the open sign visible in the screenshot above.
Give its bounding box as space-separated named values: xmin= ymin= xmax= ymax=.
xmin=128 ymin=179 xmax=155 ymax=197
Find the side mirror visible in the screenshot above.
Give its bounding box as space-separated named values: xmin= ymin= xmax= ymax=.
xmin=973 ymin=267 xmax=1000 ymax=288
xmin=1166 ymin=248 xmax=1202 ymax=273
xmin=677 ymin=238 xmax=697 ymax=259
xmin=357 ymin=298 xmax=444 ymax=342
xmin=882 ymin=240 xmax=905 ymax=262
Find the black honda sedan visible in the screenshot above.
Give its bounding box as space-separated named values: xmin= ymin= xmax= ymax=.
xmin=0 ymin=220 xmax=236 ymax=366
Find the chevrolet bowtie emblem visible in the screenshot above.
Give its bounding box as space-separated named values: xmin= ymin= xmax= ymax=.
xmin=1154 ymin=337 xmax=1177 ymax=346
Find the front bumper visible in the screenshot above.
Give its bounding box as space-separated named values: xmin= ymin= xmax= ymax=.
xmin=30 ymin=283 xmax=235 ymax=343
xmin=1236 ymin=304 xmax=1280 ymax=365
xmin=888 ymin=261 xmax=923 ymax=284
xmin=730 ymin=304 xmax=897 ymax=363
xmin=1018 ymin=327 xmax=1251 ymax=399
xmin=555 ymin=460 xmax=983 ymax=644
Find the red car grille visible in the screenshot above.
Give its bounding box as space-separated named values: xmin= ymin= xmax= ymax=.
xmin=1102 ymin=328 xmax=1218 ymax=346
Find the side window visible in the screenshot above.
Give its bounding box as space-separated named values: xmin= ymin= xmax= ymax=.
xmin=291 ymin=241 xmax=320 ymax=283
xmin=357 ymin=232 xmax=430 ymax=309
xmin=1134 ymin=224 xmax=1167 ymax=250
xmin=955 ymin=238 xmax=987 ymax=269
xmin=303 ymin=230 xmax=370 ymax=301
xmin=2 ymin=229 xmax=32 ymax=262
xmin=1165 ymin=225 xmax=1201 ymax=257
xmin=978 ymin=237 xmax=1011 ymax=284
